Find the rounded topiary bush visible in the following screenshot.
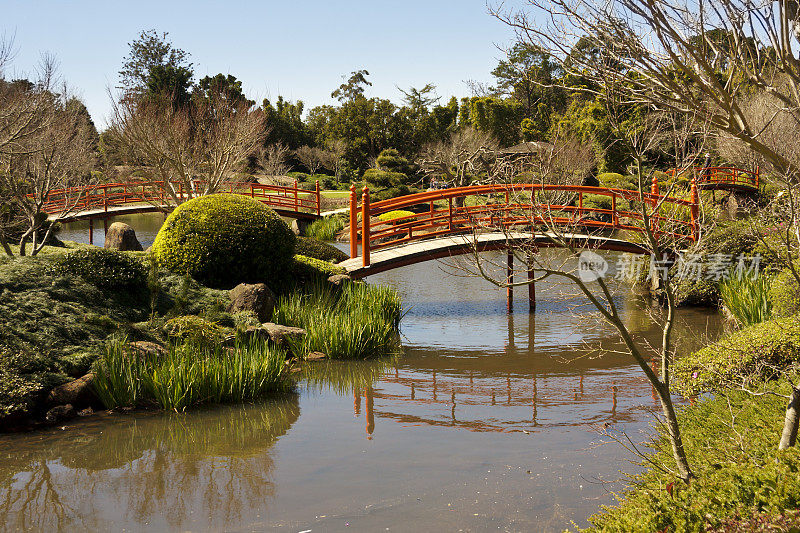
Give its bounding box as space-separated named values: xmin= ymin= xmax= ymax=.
xmin=152 ymin=194 xmax=295 ymax=289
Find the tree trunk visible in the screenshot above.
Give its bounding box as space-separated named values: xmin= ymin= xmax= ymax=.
xmin=779 ymin=383 xmax=800 ymax=450
xmin=656 ymin=382 xmax=695 ymax=482
xmin=0 ymin=230 xmax=12 ymax=256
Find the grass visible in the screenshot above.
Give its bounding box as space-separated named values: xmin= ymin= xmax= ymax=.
xmin=93 ymin=337 xmax=292 ymax=411
xmin=273 ymin=282 xmax=402 ymax=360
xmin=305 ymin=214 xmax=346 ymax=241
xmin=720 ymin=270 xmax=773 ymax=327
xmin=586 ymin=380 xmax=800 ymax=532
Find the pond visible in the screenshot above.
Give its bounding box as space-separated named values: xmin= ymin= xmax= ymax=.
xmin=2 ymin=213 xmax=724 ymax=531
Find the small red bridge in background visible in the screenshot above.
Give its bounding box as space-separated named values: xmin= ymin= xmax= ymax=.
xmin=42 ymin=180 xmax=323 ymax=223
xmin=668 ymin=165 xmax=759 ymax=191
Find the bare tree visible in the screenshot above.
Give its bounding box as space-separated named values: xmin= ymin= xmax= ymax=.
xmin=259 ymin=142 xmax=291 ymax=179
xmin=455 ymin=110 xmax=704 ymax=482
xmin=0 ymin=51 xmax=96 ymax=256
xmin=490 ymin=0 xmax=800 ymax=180
xmin=418 ymin=127 xmax=499 ymax=204
xmin=108 ymin=94 xmax=264 ymax=203
xmin=325 ymin=139 xmax=347 ymax=184
xmin=294 ymin=145 xmax=328 ymax=175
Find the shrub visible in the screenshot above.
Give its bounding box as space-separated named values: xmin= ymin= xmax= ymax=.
xmin=291 ymin=254 xmax=346 ymax=285
xmin=51 ymin=248 xmax=147 ymax=290
xmin=378 ymin=210 xmax=415 ymax=222
xmin=273 ymin=282 xmax=402 ymax=359
xmin=588 ymin=385 xmax=800 ymax=532
xmin=93 ymin=337 xmax=291 ymax=411
xmin=598 ymin=172 xmax=638 ymax=190
xmin=363 ymin=168 xmax=409 ymax=189
xmin=295 ymin=236 xmax=348 ymax=263
xmin=306 ymin=215 xmax=346 ymax=241
xmin=719 ymin=271 xmax=773 ymax=327
xmin=163 ymin=315 xmax=228 ymax=346
xmin=769 ymin=268 xmax=800 ymax=318
xmin=151 ymin=194 xmax=295 ymax=289
xmin=673 ymin=315 xmax=800 ymax=396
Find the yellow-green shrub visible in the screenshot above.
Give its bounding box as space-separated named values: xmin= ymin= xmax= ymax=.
xmin=152 ymin=194 xmax=295 ymax=288
xmin=769 ymin=268 xmax=800 ymax=318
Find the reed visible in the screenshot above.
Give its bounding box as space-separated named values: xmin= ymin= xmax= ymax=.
xmin=305 ymin=215 xmax=345 ymax=241
xmin=93 ymin=337 xmax=292 ymax=411
xmin=719 ymin=270 xmax=773 ymax=328
xmin=273 ymin=282 xmax=402 ymax=359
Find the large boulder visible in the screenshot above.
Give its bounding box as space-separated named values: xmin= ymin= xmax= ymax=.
xmin=228 ymin=283 xmax=275 ymax=322
xmin=45 ymin=404 xmax=76 ymax=424
xmin=104 ymin=222 xmax=143 ymax=251
xmin=47 ymin=373 xmax=98 ymax=409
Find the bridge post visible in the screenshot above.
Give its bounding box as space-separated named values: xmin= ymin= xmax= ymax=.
xmin=690 ymin=177 xmax=699 ymax=241
xmin=527 ymin=252 xmax=536 ymax=312
xmin=506 ymin=250 xmax=513 ymax=312
xmin=315 ymin=181 xmax=321 ymax=216
xmin=294 ymin=180 xmax=299 ymax=212
xmin=349 ymin=184 xmax=357 ymax=259
xmin=362 ymin=186 xmax=371 ymax=267
xmin=88 ymin=218 xmax=94 ymax=245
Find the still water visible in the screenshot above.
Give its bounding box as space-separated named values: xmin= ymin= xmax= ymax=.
xmin=0 ymin=214 xmax=724 ymax=532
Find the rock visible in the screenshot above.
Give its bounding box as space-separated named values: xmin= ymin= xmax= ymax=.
xmin=45 ymin=404 xmax=76 ymax=424
xmin=127 ymin=341 xmax=167 ymax=362
xmin=228 ymin=283 xmax=275 ymax=322
xmin=77 ymin=407 xmax=94 ymax=417
xmin=47 ymin=373 xmax=98 ymax=409
xmin=328 ymin=274 xmax=352 ymax=287
xmin=104 ymin=222 xmax=143 ymax=251
xmin=306 ymin=351 xmax=327 ymax=361
xmin=290 ymin=219 xmax=311 ymax=236
xmin=262 ymin=322 xmax=305 ymax=346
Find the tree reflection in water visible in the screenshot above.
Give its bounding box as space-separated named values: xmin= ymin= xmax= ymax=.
xmin=0 ymin=394 xmax=300 ymax=531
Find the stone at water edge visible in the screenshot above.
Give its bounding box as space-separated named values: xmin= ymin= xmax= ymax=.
xmin=104 ymin=222 xmax=143 ymax=251
xmin=45 ymin=404 xmax=76 ymax=424
xmin=306 ymin=351 xmax=327 ymax=361
xmin=228 ymin=283 xmax=275 ymax=323
xmin=127 ymin=341 xmax=167 ymax=362
xmin=262 ymin=322 xmax=306 ymax=347
xmin=327 ymin=274 xmax=352 ymax=287
xmin=47 ymin=373 xmax=98 ymax=409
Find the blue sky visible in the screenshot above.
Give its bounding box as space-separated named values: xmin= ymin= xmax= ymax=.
xmin=2 ymin=0 xmax=520 ymax=128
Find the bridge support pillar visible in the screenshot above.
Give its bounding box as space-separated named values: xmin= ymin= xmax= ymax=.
xmin=88 ymin=218 xmax=94 ymax=245
xmin=103 ymin=218 xmax=108 ymax=237
xmin=527 ymin=252 xmax=536 ymax=312
xmin=506 ymin=250 xmax=513 ymax=312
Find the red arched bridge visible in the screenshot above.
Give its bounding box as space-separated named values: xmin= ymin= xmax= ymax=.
xmin=339 ymin=177 xmax=701 ymax=283
xmin=667 ymin=165 xmax=759 ymax=191
xmin=41 ymin=180 xmax=323 ymax=222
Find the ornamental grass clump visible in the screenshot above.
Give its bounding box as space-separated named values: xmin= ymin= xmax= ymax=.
xmin=305 ymin=215 xmax=345 ymax=241
xmin=93 ymin=337 xmax=291 ymax=411
xmin=719 ymin=270 xmax=773 ymax=327
xmin=273 ymin=282 xmax=402 ymax=359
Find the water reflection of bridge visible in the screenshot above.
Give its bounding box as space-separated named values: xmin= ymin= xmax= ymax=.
xmin=350 ymin=348 xmax=662 ymax=439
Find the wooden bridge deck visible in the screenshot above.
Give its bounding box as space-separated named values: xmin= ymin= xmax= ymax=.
xmin=339 ymin=231 xmax=648 ymax=278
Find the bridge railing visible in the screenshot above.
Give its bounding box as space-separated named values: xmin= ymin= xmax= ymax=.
xmin=349 ymin=180 xmax=700 ymax=267
xmin=667 ymin=166 xmax=759 ymax=189
xmin=38 ymin=179 xmax=322 ymax=217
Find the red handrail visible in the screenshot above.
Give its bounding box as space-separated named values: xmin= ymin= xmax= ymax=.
xmin=350 ymin=182 xmax=702 ymax=267
xmin=667 ymin=166 xmax=759 ymax=189
xmin=37 ymin=179 xmax=321 ymax=217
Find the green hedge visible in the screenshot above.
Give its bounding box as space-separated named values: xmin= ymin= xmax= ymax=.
xmin=295 ymin=236 xmax=348 ymax=263
xmin=291 ymin=254 xmax=346 ymax=285
xmin=51 ymin=248 xmax=146 ymax=290
xmin=151 ymin=194 xmax=295 ymax=289
xmin=673 ymin=315 xmax=800 ymax=397
xmin=588 ymin=385 xmax=800 ymax=532
xmin=770 ymin=268 xmax=800 ymax=318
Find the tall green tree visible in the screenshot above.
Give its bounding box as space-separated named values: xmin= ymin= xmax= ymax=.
xmin=118 ymin=29 xmax=192 ymax=99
